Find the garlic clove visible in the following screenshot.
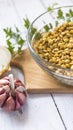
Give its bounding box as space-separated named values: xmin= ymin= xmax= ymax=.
xmin=4 ymin=76 xmax=9 ymax=80
xmin=0 ymin=79 xmax=9 ymax=87
xmin=3 ymin=96 xmax=15 ymax=111
xmin=2 ymin=85 xmax=10 ymax=92
xmin=16 ymin=92 xmax=26 ymax=105
xmin=15 ymin=100 xmax=21 ymax=110
xmin=0 ymin=88 xmax=5 ymax=94
xmin=0 ymin=93 xmax=7 ymax=107
xmin=14 ymin=79 xmax=24 ymax=87
xmin=16 ymin=86 xmax=26 ymax=93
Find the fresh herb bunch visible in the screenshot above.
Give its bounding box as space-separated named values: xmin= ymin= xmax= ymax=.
xmin=4 ymin=26 xmax=25 ymax=57
xmin=48 ymin=3 xmax=58 ymax=11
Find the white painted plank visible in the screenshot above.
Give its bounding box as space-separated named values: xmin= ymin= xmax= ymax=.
xmin=53 ymin=94 xmax=73 ymax=130
xmin=11 ymin=0 xmax=45 ymax=22
xmin=0 ymin=0 xmax=22 ymax=27
xmin=0 ymin=93 xmax=65 ymax=130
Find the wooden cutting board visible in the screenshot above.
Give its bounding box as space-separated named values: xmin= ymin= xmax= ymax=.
xmin=11 ymin=49 xmax=73 ymax=93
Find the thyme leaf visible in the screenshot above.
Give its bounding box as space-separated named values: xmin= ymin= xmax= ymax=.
xmin=57 ymin=9 xmax=64 ymax=19
xmin=23 ymin=18 xmax=30 ymax=29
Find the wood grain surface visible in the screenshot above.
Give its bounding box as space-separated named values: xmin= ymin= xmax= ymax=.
xmin=11 ymin=49 xmax=73 ymax=93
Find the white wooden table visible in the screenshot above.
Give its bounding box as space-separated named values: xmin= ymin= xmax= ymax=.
xmin=0 ymin=0 xmax=73 ymax=130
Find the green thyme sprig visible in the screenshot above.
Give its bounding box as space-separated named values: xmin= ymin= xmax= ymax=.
xmin=23 ymin=17 xmax=30 ymax=29
xmin=57 ymin=8 xmax=65 ymax=19
xmin=23 ymin=17 xmax=37 ymax=38
xmin=23 ymin=17 xmax=42 ymax=40
xmin=43 ymin=23 xmax=53 ymax=32
xmin=4 ymin=27 xmax=25 ymax=56
xmin=48 ymin=3 xmax=58 ymax=12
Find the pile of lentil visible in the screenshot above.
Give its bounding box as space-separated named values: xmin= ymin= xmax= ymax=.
xmin=33 ymin=22 xmax=73 ymax=69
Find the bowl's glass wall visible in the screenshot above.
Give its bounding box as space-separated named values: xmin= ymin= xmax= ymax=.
xmin=28 ymin=6 xmax=73 ymax=86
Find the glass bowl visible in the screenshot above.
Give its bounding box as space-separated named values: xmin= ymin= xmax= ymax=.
xmin=27 ymin=6 xmax=73 ymax=86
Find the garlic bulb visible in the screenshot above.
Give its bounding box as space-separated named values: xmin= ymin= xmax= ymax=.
xmin=0 ymin=74 xmax=27 ymax=112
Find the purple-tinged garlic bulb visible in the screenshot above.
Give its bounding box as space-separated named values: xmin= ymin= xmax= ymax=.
xmin=0 ymin=74 xmax=27 ymax=112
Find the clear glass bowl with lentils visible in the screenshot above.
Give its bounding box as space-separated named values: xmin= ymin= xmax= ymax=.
xmin=28 ymin=6 xmax=73 ymax=86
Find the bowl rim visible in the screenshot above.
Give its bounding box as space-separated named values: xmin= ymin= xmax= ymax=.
xmin=27 ymin=5 xmax=73 ymax=77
